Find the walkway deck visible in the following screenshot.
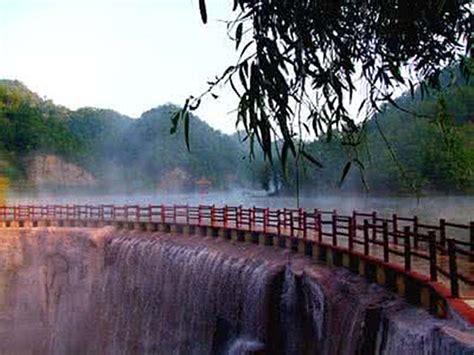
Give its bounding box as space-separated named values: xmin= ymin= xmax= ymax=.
xmin=0 ymin=204 xmax=473 ymax=322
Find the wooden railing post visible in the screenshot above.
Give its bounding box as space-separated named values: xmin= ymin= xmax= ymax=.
xmin=211 ymin=205 xmax=216 ymax=226
xmin=314 ymin=209 xmax=319 ymax=234
xmin=470 ymin=222 xmax=474 ymax=263
xmin=404 ymin=226 xmax=411 ymax=272
xmin=223 ymin=205 xmax=228 ymax=227
xmin=317 ymin=213 xmax=322 ymax=243
xmin=372 ymin=211 xmax=377 ymax=241
xmin=447 ymin=239 xmax=459 ymax=298
xmin=237 ymin=205 xmax=242 ymax=229
xmin=332 ymin=212 xmax=337 ymax=246
xmin=185 ymin=205 xmax=189 ymax=224
xmin=263 ymin=208 xmax=268 ymax=233
xmin=413 ymin=216 xmax=419 ymax=249
xmin=124 ymin=205 xmax=129 ymax=221
xmin=246 ymin=208 xmax=251 ymax=230
xmin=302 ymin=210 xmax=307 ymax=240
xmin=383 ymin=221 xmax=389 ymax=262
xmin=197 ymin=205 xmax=202 ymax=227
xmin=277 ymin=209 xmax=281 ymax=235
xmin=298 ymin=207 xmax=303 ymax=231
xmin=440 ymin=218 xmax=446 ymax=249
xmin=146 ymin=205 xmax=151 ymax=222
xmin=161 ymin=204 xmax=166 ymax=224
xmin=252 ymin=206 xmax=256 ymax=227
xmin=428 ymin=231 xmax=437 ymax=282
xmin=363 ymin=219 xmax=369 ymax=255
xmin=392 ymin=215 xmax=398 ymax=245
xmin=348 ymin=216 xmax=354 ymax=251
xmin=290 ymin=211 xmax=295 ymax=237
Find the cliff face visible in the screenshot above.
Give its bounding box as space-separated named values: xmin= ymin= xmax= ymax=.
xmin=0 ymin=228 xmax=472 ymax=354
xmin=26 ymin=154 xmax=96 ymax=186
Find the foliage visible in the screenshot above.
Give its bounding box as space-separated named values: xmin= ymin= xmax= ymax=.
xmin=66 ymin=104 xmax=253 ymax=190
xmin=274 ymin=78 xmax=474 ymax=194
xmin=186 ymin=0 xmax=472 ymax=169
xmin=0 ymin=79 xmax=471 ymax=195
xmin=0 ymin=82 xmax=81 ymax=158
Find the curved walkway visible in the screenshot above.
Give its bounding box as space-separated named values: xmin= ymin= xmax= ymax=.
xmin=0 ymin=204 xmax=473 ymax=325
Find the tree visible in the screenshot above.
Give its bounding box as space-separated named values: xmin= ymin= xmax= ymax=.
xmin=176 ymin=0 xmax=472 ymax=176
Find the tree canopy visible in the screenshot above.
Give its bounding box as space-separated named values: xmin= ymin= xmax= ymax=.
xmin=0 ymin=79 xmax=471 ymax=195
xmin=179 ymin=0 xmax=472 ymax=171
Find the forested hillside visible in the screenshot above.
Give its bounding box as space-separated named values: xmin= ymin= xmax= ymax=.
xmin=67 ymin=105 xmax=252 ymax=190
xmin=0 ymin=80 xmax=80 ymax=183
xmin=0 ymin=77 xmax=471 ymax=195
xmin=267 ymin=74 xmax=474 ymax=195
xmin=0 ymin=80 xmax=253 ymax=191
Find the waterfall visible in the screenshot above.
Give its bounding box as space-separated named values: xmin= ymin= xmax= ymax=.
xmin=0 ymin=228 xmax=472 ymax=354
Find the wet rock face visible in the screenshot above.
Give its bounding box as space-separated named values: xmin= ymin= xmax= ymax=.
xmin=0 ymin=227 xmax=106 ymax=354
xmin=25 ymin=154 xmax=96 ymax=186
xmin=0 ymin=228 xmax=472 ymax=354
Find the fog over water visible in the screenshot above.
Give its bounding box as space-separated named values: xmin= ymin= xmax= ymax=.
xmin=10 ymin=190 xmax=473 ymax=224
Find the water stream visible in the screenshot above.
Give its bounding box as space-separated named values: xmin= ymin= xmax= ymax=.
xmin=0 ymin=227 xmax=472 ymax=354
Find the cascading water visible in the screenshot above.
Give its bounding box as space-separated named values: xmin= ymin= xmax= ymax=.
xmin=0 ymin=227 xmax=472 ymax=354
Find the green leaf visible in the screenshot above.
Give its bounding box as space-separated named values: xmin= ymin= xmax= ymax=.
xmin=169 ymin=111 xmax=180 ymax=134
xmin=189 ymin=98 xmax=201 ymax=111
xmin=339 ymin=161 xmax=352 ymax=187
xmin=229 ymin=76 xmax=240 ymax=97
xmin=199 ymin=0 xmax=207 ymax=24
xmin=301 ymin=150 xmax=324 ymax=168
xmin=235 ymin=23 xmax=243 ymax=49
xmin=183 ymin=111 xmax=190 ymax=151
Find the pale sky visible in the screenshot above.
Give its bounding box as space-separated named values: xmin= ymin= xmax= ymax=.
xmin=0 ymin=0 xmax=239 ymax=133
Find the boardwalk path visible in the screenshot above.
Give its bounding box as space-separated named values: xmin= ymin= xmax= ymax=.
xmin=1 ymin=204 xmax=473 ymax=322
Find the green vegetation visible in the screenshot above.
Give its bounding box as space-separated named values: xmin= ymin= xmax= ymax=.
xmin=0 ymin=80 xmax=80 ymax=182
xmin=191 ymin=1 xmax=471 ymax=167
xmin=67 ymin=105 xmax=252 ymax=190
xmin=264 ymin=77 xmax=474 ymax=195
xmin=0 ymin=78 xmax=471 ymax=195
xmin=0 ymin=80 xmax=253 ymax=191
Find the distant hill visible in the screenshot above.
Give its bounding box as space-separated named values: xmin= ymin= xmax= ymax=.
xmin=0 ymin=80 xmax=254 ymax=192
xmin=279 ymin=69 xmax=474 ymax=195
xmin=67 ymin=104 xmax=253 ymax=190
xmin=0 ymin=74 xmax=471 ymax=196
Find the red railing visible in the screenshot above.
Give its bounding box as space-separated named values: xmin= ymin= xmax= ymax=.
xmin=0 ymin=204 xmax=473 ymax=299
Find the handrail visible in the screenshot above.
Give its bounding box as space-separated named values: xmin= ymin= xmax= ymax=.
xmin=0 ymin=204 xmax=472 ymax=299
